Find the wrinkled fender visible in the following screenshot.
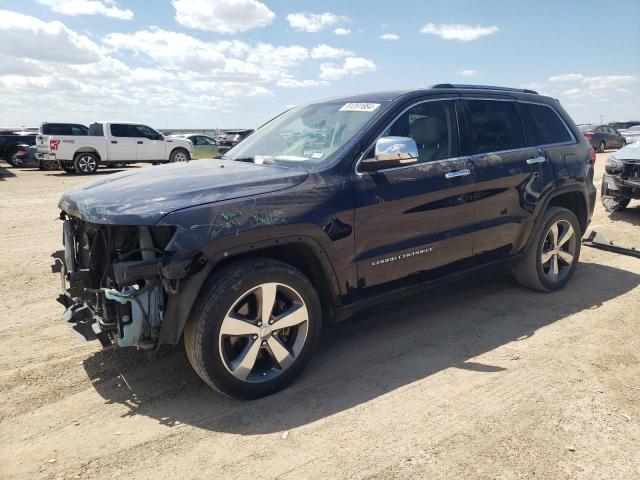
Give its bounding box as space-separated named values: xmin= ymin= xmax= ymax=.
xmin=516 ymin=181 xmax=590 ymax=254
xmin=157 ymin=228 xmax=344 ymax=348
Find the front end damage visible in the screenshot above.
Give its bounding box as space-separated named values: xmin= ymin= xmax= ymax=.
xmin=602 ymin=158 xmax=640 ymax=201
xmin=56 ymin=213 xmax=197 ymax=350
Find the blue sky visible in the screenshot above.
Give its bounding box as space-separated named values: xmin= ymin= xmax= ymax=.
xmin=1 ymin=0 xmax=639 ymax=129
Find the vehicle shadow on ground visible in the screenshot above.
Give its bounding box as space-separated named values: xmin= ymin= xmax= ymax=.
xmin=83 ymin=262 xmax=640 ymax=435
xmin=0 ymin=164 xmax=17 ymax=180
xmin=45 ymin=168 xmax=130 ymax=177
xmin=607 ymin=205 xmax=640 ymax=227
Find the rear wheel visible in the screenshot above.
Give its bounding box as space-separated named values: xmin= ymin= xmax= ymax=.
xmin=513 ymin=207 xmax=581 ymax=292
xmin=9 ymin=153 xmax=21 ymax=167
xmin=73 ymin=153 xmax=99 ymax=174
xmin=598 ymin=141 xmax=606 ymax=153
xmin=184 ymin=258 xmax=322 ymax=399
xmin=40 ymin=159 xmax=59 ymax=170
xmin=169 ymin=148 xmax=189 ymax=163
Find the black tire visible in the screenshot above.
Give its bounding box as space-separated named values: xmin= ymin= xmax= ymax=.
xmin=184 ymin=258 xmax=322 ymax=399
xmin=169 ymin=148 xmax=189 ymax=162
xmin=8 ymin=153 xmax=20 ymax=167
xmin=598 ymin=141 xmax=606 ymax=153
xmin=60 ymin=162 xmax=75 ymax=173
xmin=73 ymin=153 xmax=99 ymax=174
xmin=512 ymin=207 xmax=581 ymax=292
xmin=602 ymin=195 xmax=630 ymax=212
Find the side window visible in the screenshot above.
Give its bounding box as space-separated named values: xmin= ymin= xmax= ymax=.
xmin=466 ymin=100 xmax=525 ymax=154
xmin=133 ymin=125 xmax=161 ymax=140
xmin=199 ymin=136 xmax=215 ymax=145
xmin=520 ymin=103 xmax=572 ymax=145
xmin=71 ymin=126 xmax=87 ymax=136
xmin=190 ymin=136 xmax=200 ymax=145
xmin=381 ymin=100 xmax=459 ymax=163
xmin=110 ymin=124 xmax=131 ymax=137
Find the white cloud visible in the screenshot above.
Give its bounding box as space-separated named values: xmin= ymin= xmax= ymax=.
xmin=420 ymin=23 xmax=499 ymax=41
xmin=334 ymin=27 xmax=351 ymax=36
xmin=36 ymin=0 xmax=133 ymax=19
xmin=172 ymin=0 xmax=275 ymax=34
xmin=277 ymin=78 xmax=328 ymax=88
xmin=380 ymin=33 xmax=399 ymax=41
xmin=319 ymin=57 xmax=376 ymax=81
xmin=547 ymin=73 xmax=638 ymax=91
xmin=286 ymin=12 xmax=349 ymax=33
xmin=457 ymin=69 xmax=477 ymax=77
xmin=548 ymin=74 xmax=584 ymax=82
xmin=0 ymin=9 xmax=103 ymax=64
xmin=310 ymin=44 xmax=354 ymax=59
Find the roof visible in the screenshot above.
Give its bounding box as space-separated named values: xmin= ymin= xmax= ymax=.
xmin=315 ymin=84 xmax=545 ymax=104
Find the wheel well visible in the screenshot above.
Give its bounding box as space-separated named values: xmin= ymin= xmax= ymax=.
xmin=171 ymin=147 xmax=190 ymax=158
xmin=214 ymin=243 xmax=338 ymax=321
xmin=548 ymin=191 xmax=588 ymax=233
xmin=74 ymin=148 xmax=100 ymax=161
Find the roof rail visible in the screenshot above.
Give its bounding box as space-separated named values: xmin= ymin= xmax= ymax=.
xmin=431 ymin=84 xmax=539 ymax=95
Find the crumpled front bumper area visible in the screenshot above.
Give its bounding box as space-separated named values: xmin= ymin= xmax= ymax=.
xmin=55 ymin=215 xmax=192 ymax=350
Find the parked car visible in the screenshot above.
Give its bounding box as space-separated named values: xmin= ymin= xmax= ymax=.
xmin=36 ymin=122 xmax=193 ymax=174
xmin=169 ymin=133 xmax=219 ymax=159
xmin=55 ymin=84 xmax=595 ymax=399
xmin=41 ymin=122 xmax=89 ymax=136
xmin=578 ymin=124 xmax=626 ymax=152
xmin=618 ymin=125 xmax=640 ymax=144
xmin=608 ymin=121 xmax=640 ymax=131
xmin=1 ymin=133 xmax=37 ymax=166
xmin=601 ymin=142 xmax=640 ymax=212
xmin=218 ymin=129 xmax=254 ymax=154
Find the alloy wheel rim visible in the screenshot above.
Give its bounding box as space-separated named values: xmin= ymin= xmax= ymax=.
xmin=78 ymin=155 xmax=96 ymax=172
xmin=218 ymin=282 xmax=309 ymax=383
xmin=174 ymin=152 xmax=186 ymax=162
xmin=540 ymin=219 xmax=576 ymax=282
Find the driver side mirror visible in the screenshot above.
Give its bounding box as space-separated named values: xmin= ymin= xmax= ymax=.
xmin=360 ymin=136 xmax=419 ymax=172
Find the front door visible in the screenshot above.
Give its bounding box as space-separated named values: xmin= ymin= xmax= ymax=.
xmin=133 ymin=125 xmax=166 ymax=161
xmin=353 ymin=98 xmax=477 ymax=291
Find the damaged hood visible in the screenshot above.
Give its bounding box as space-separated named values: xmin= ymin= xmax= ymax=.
xmin=59 ymin=160 xmax=309 ymax=225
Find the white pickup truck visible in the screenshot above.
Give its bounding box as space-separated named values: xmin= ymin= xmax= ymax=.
xmin=36 ymin=122 xmax=193 ymax=174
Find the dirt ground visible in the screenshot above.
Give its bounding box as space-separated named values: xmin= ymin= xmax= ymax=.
xmin=0 ymin=154 xmax=639 ymax=480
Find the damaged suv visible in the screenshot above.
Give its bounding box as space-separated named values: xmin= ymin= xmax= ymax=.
xmin=601 ymin=142 xmax=640 ymax=212
xmin=56 ymin=85 xmax=596 ymax=399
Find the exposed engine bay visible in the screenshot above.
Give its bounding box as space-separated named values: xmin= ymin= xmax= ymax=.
xmin=56 ymin=213 xmax=194 ymax=350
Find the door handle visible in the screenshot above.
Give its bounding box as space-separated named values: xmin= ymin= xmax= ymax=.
xmin=137 ymin=141 xmax=143 ymax=144
xmin=111 ymin=141 xmax=118 ymax=144
xmin=526 ymin=156 xmax=546 ymax=164
xmin=445 ymin=168 xmax=471 ymax=179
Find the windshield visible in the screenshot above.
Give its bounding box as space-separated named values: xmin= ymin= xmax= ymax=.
xmin=225 ymin=101 xmax=387 ymax=168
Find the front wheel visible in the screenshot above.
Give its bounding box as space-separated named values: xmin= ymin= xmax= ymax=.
xmin=184 ymin=258 xmax=322 ymax=399
xmin=73 ymin=153 xmax=99 ymax=174
xmin=513 ymin=207 xmax=581 ymax=292
xmin=169 ymin=148 xmax=189 ymax=162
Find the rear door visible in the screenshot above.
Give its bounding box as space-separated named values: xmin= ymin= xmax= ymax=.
xmin=194 ymin=135 xmax=218 ymax=158
xmin=353 ymin=97 xmax=478 ymax=290
xmin=462 ymin=97 xmax=545 ymax=257
xmin=108 ymin=124 xmax=137 ymax=161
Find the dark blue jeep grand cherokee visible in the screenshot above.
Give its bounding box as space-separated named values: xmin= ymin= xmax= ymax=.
xmin=56 ymin=84 xmax=596 ymax=398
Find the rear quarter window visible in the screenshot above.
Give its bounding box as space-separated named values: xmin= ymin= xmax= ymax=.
xmin=521 ymin=103 xmax=573 ymax=146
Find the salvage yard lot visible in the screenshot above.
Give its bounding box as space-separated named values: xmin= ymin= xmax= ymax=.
xmin=0 ymin=155 xmax=639 ymax=480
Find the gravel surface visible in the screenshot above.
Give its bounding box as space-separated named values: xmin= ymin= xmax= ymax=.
xmin=0 ymin=155 xmax=639 ymax=480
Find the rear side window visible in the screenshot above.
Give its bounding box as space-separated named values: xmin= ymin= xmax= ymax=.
xmin=71 ymin=125 xmax=88 ymax=135
xmin=520 ymin=103 xmax=572 ymax=146
xmin=110 ymin=124 xmax=131 ymax=137
xmin=466 ymin=100 xmax=525 ymax=154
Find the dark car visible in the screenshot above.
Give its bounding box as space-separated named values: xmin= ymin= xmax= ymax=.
xmin=578 ymin=124 xmax=626 ymax=152
xmin=41 ymin=122 xmax=89 ymax=136
xmin=0 ymin=133 xmax=37 ymax=166
xmin=217 ymin=129 xmax=254 ymax=154
xmin=55 ymin=84 xmax=595 ymax=399
xmin=601 ymin=142 xmax=640 ymax=212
